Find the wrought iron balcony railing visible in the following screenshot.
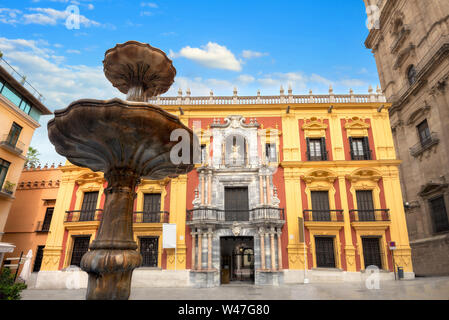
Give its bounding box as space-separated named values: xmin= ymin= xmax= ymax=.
xmin=349 ymin=209 xmax=390 ymax=222
xmin=186 ymin=207 xmax=285 ymax=223
xmin=303 ymin=210 xmax=344 ymax=222
xmin=410 ymin=133 xmax=439 ymax=157
xmin=350 ymin=150 xmax=372 ymax=161
xmin=0 ymin=134 xmax=25 ymax=155
xmin=65 ymin=209 xmax=103 ymax=222
xmin=35 ymin=220 xmax=51 ymax=232
xmin=306 ymin=151 xmax=329 ymax=161
xmin=134 ymin=211 xmax=169 ymax=223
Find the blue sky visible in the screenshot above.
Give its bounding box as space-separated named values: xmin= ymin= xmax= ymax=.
xmin=0 ymin=0 xmax=377 ymax=164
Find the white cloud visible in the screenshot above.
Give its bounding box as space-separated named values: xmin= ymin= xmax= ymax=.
xmin=141 ymin=2 xmax=158 ymax=8
xmin=241 ymin=50 xmax=268 ymax=59
xmin=172 ymin=42 xmax=242 ymax=72
xmin=66 ymin=49 xmax=81 ymax=54
xmin=87 ymin=4 xmax=94 ymax=10
xmin=0 ymin=8 xmax=22 ymax=24
xmin=236 ymin=74 xmax=255 ymax=84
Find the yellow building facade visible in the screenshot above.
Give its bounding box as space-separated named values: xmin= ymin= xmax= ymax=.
xmin=39 ymin=88 xmax=414 ymax=287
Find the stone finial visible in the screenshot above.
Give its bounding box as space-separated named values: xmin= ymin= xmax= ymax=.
xmin=280 ymin=85 xmax=284 ymax=95
xmin=309 ymin=89 xmax=313 ymax=95
xmin=329 ymin=85 xmax=334 ymax=94
xmin=368 ymin=85 xmax=373 ymax=93
xmin=51 ymin=163 xmax=55 ymax=168
xmin=186 ymin=88 xmax=191 ymax=96
xmin=178 ymin=88 xmax=182 ymax=96
xmin=210 ymin=89 xmax=214 ymax=96
xmin=257 ymin=89 xmax=261 ymax=97
xmin=44 ymin=163 xmax=48 ymax=169
xmin=288 ymin=84 xmax=293 ymax=95
xmin=376 ymin=85 xmax=382 ymax=94
xmin=349 ymin=88 xmax=354 ymax=95
xmin=20 ymin=76 xmax=26 ymax=85
xmin=233 ymin=87 xmax=238 ymax=96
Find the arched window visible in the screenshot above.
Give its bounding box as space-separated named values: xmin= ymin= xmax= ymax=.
xmin=407 ymin=65 xmax=417 ymax=85
xmin=225 ymin=134 xmax=247 ymax=167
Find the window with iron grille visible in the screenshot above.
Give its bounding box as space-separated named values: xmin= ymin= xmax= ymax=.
xmin=306 ymin=138 xmax=327 ymax=161
xmin=0 ymin=158 xmax=10 ymax=190
xmin=315 ymin=237 xmax=336 ymax=268
xmin=417 ymin=120 xmax=431 ymax=146
xmin=80 ymin=191 xmax=98 ymax=221
xmin=6 ymin=122 xmax=22 ymax=148
xmin=41 ymin=207 xmax=54 ymax=231
xmin=429 ymin=196 xmax=449 ymax=233
xmin=265 ymin=143 xmax=277 ymax=162
xmin=33 ymin=245 xmax=45 ymax=272
xmin=311 ymin=191 xmax=331 ymax=221
xmin=140 ymin=237 xmax=158 ymax=267
xmin=356 ymin=190 xmax=376 ymax=221
xmin=70 ymin=236 xmax=91 ymax=267
xmin=143 ymin=194 xmax=161 ymax=222
xmin=349 ymin=137 xmax=371 ymax=160
xmin=362 ymin=237 xmax=383 ymax=270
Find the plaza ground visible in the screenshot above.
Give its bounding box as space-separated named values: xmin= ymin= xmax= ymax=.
xmin=21 ymin=276 xmax=449 ymax=300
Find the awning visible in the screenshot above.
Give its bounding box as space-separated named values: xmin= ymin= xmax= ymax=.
xmin=0 ymin=242 xmax=16 ymax=253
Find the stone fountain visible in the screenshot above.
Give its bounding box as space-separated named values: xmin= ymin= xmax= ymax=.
xmin=48 ymin=41 xmax=195 ymax=300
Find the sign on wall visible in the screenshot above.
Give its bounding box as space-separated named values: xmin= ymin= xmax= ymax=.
xmin=163 ymin=224 xmax=177 ymax=249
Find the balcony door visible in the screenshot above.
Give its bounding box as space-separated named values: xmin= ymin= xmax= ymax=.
xmin=7 ymin=122 xmax=22 ymax=147
xmin=80 ymin=192 xmax=98 ymax=221
xmin=225 ymin=187 xmax=249 ymax=221
xmin=311 ymin=191 xmax=330 ymax=221
xmin=356 ymin=190 xmax=375 ymax=221
xmin=143 ymin=194 xmax=161 ymax=222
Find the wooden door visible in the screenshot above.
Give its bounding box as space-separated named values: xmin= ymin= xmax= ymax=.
xmin=80 ymin=192 xmax=98 ymax=221
xmin=70 ymin=236 xmax=91 ymax=267
xmin=225 ymin=187 xmax=249 ymax=221
xmin=362 ymin=237 xmax=382 ymax=269
xmin=311 ymin=191 xmax=330 ymax=221
xmin=140 ymin=237 xmax=159 ymax=267
xmin=356 ymin=190 xmax=375 ymax=221
xmin=143 ymin=194 xmax=161 ymax=222
xmin=315 ymin=237 xmax=336 ymax=268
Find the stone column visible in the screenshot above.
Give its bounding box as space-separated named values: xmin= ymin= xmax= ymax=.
xmin=260 ymin=228 xmax=266 ymax=270
xmin=200 ymin=174 xmax=205 ymax=205
xmin=207 ymin=173 xmax=212 ymax=205
xmin=266 ymin=176 xmax=271 ymax=205
xmin=259 ymin=175 xmax=265 ymax=205
xmin=270 ymin=228 xmax=276 ymax=271
xmin=277 ymin=230 xmax=283 ymax=270
xmin=197 ymin=231 xmax=202 ymax=271
xmin=191 ymin=230 xmax=196 ymax=270
xmin=207 ymin=228 xmax=212 ymax=270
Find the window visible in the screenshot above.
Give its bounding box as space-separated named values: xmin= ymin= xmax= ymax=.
xmin=315 ymin=237 xmax=336 ymax=268
xmin=417 ymin=120 xmax=431 ymax=146
xmin=265 ymin=143 xmax=277 ymax=162
xmin=200 ymin=144 xmax=207 ymax=164
xmin=140 ymin=237 xmax=159 ymax=267
xmin=0 ymin=158 xmax=11 ymax=190
xmin=362 ymin=237 xmax=383 ymax=269
xmin=307 ymin=138 xmax=327 ymax=161
xmin=41 ymin=207 xmax=54 ymax=231
xmin=311 ymin=191 xmax=331 ymax=221
xmin=407 ymin=65 xmax=417 ymax=85
xmin=349 ymin=137 xmax=371 ymax=160
xmin=6 ymin=122 xmax=22 ymax=148
xmin=143 ymin=194 xmax=161 ymax=222
xmin=429 ymin=196 xmax=449 ymax=233
xmin=33 ymin=246 xmax=45 ymax=272
xmin=80 ymin=191 xmax=99 ymax=221
xmin=225 ymin=134 xmax=247 ymax=166
xmin=356 ymin=190 xmax=375 ymax=221
xmin=70 ymin=236 xmax=91 ymax=267
xmin=0 ymin=83 xmax=22 ymax=107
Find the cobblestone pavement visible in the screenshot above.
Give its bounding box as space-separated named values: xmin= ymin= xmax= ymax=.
xmin=21 ymin=277 xmax=449 ymax=300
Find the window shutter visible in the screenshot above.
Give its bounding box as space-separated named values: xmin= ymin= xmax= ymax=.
xmin=363 ymin=137 xmax=371 ymax=160
xmin=306 ymin=138 xmax=311 ymax=161
xmin=320 ymin=137 xmax=327 ymax=160
xmin=349 ymin=137 xmax=354 ymax=160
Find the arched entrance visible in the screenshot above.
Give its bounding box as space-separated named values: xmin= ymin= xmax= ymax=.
xmin=220 ymin=236 xmax=254 ymax=284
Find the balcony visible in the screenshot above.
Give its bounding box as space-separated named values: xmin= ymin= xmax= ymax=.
xmin=350 ymin=150 xmax=372 ymax=161
xmin=410 ymin=133 xmax=439 ymax=157
xmin=349 ymin=209 xmax=390 ymax=222
xmin=65 ymin=210 xmax=103 ymax=222
xmin=306 ymin=151 xmax=328 ymax=162
xmin=186 ymin=207 xmax=285 ymax=223
xmin=303 ymin=210 xmax=344 ymax=222
xmin=35 ymin=220 xmax=51 ymax=232
xmin=0 ymin=134 xmax=25 ymax=156
xmin=134 ymin=211 xmax=169 ymax=223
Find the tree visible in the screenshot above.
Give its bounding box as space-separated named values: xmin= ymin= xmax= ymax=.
xmin=0 ymin=268 xmax=27 ymax=300
xmin=25 ymin=147 xmax=40 ymax=168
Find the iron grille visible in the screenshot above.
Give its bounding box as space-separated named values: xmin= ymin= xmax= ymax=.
xmin=315 ymin=237 xmax=336 ymax=268
xmin=70 ymin=236 xmax=91 ymax=267
xmin=430 ymin=196 xmax=449 ymax=233
xmin=362 ymin=237 xmax=383 ymax=269
xmin=140 ymin=237 xmax=158 ymax=267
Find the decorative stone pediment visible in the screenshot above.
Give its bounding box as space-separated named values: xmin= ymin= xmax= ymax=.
xmin=346 ymin=168 xmax=382 ymax=183
xmin=75 ymin=172 xmax=104 ymax=185
xmin=302 ymin=117 xmax=328 ymax=138
xmin=301 ymin=169 xmax=337 ymax=184
xmin=344 ymin=117 xmax=370 ymax=137
xmin=418 ymin=182 xmax=448 ymax=198
xmin=406 ymin=105 xmax=431 ymax=126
